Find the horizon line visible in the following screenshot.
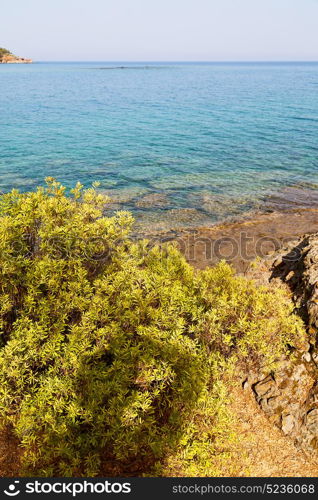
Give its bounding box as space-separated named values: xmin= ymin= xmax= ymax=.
xmin=30 ymin=59 xmax=318 ymax=63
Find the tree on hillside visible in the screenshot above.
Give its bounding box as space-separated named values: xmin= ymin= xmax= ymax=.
xmin=0 ymin=48 xmax=12 ymax=56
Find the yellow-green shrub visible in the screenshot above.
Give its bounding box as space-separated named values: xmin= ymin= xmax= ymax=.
xmin=0 ymin=179 xmax=305 ymax=476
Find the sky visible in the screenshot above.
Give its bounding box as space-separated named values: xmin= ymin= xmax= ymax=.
xmin=1 ymin=0 xmax=318 ymax=61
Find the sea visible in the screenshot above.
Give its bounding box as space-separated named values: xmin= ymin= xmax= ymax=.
xmin=0 ymin=61 xmax=318 ymax=231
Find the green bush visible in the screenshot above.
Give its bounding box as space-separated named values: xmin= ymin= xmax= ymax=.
xmin=0 ymin=48 xmax=12 ymax=60
xmin=0 ymin=179 xmax=305 ymax=476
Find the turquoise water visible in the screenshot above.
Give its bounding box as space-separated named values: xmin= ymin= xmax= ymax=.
xmin=1 ymin=62 xmax=318 ymax=229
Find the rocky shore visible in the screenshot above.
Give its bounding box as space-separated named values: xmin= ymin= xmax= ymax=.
xmin=241 ymin=232 xmax=318 ymax=460
xmin=140 ymin=207 xmax=318 ymax=273
xmin=0 ymin=48 xmax=32 ymax=64
xmin=157 ymin=208 xmax=318 ymax=462
xmin=0 ymin=55 xmax=32 ymax=64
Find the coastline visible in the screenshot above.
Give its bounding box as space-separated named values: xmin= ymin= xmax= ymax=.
xmin=136 ymin=207 xmax=318 ymax=273
xmin=107 ymin=184 xmax=318 ymax=234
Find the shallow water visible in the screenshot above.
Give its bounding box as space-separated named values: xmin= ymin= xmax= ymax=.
xmin=0 ymin=61 xmax=317 ymax=229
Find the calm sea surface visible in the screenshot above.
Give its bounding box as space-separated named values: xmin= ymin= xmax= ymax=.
xmin=0 ymin=62 xmax=318 ymax=230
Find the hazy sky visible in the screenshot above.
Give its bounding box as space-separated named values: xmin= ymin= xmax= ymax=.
xmin=1 ymin=0 xmax=318 ymax=61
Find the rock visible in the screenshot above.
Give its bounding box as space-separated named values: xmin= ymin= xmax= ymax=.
xmin=253 ymin=376 xmax=276 ymax=398
xmin=282 ymin=414 xmax=295 ymax=434
xmin=307 ymin=408 xmax=318 ymax=421
xmin=292 ymin=363 xmax=307 ymax=382
xmin=273 ymin=256 xmax=283 ymax=267
xmin=135 ymin=193 xmax=169 ymax=208
xmin=286 ymin=271 xmax=295 ymax=281
xmin=247 ymin=232 xmax=318 ymax=457
xmin=0 ymin=54 xmax=32 ymax=64
xmin=242 ymin=379 xmax=249 ymax=390
xmin=302 ymin=352 xmax=312 ymax=363
xmin=268 ymin=234 xmax=318 ymax=338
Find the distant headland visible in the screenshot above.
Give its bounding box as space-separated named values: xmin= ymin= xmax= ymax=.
xmin=0 ymin=47 xmax=32 ymax=64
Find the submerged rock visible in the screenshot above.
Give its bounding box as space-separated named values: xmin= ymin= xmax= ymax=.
xmin=135 ymin=193 xmax=169 ymax=208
